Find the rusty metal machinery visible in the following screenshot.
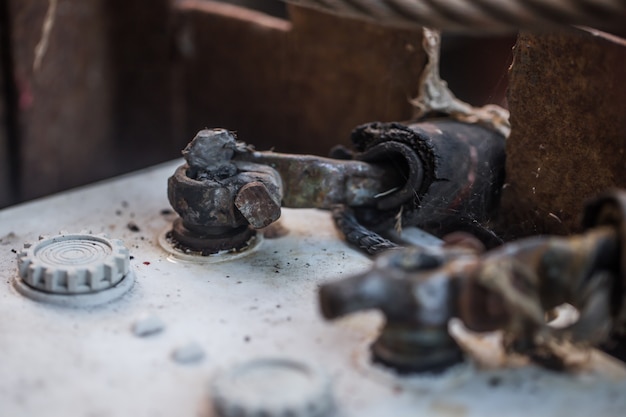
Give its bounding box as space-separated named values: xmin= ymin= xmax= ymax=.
xmin=333 ymin=120 xmax=506 ymax=252
xmin=165 ymin=120 xmax=626 ymax=374
xmin=319 ymin=190 xmax=626 ymax=373
xmin=9 ymin=160 xmax=626 ymax=415
xmin=166 ymin=119 xmax=505 ymax=255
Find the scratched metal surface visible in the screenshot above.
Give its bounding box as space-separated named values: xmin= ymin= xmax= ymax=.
xmin=0 ymin=160 xmax=625 ymax=417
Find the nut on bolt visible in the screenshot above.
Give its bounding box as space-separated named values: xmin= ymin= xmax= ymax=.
xmin=235 ymin=181 xmax=281 ymax=229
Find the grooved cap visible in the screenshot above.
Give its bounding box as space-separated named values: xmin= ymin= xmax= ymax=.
xmin=16 ymin=233 xmax=130 ymax=295
xmin=212 ymin=358 xmax=334 ymax=417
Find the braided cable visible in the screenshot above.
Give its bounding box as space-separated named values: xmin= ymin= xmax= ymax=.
xmin=332 ymin=205 xmax=400 ymax=255
xmin=286 ymin=0 xmax=626 ymax=34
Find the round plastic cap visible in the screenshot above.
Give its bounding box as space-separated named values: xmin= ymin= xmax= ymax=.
xmin=17 ymin=233 xmax=130 ymax=295
xmin=212 ymin=358 xmax=334 ymax=417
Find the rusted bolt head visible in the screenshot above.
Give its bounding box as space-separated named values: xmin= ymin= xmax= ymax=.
xmin=235 ymin=181 xmax=282 ymax=229
xmin=182 ymin=129 xmax=237 ymax=177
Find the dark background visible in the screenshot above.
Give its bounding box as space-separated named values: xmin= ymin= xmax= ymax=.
xmin=0 ymin=0 xmax=514 ymax=208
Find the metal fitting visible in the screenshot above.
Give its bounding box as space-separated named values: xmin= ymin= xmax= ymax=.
xmin=319 ymin=190 xmax=626 ymax=372
xmin=167 ymin=129 xmax=283 ymax=254
xmin=320 ymin=245 xmax=475 ymax=373
xmin=334 ymin=119 xmax=506 ymax=253
xmin=166 ymin=120 xmax=506 ymax=254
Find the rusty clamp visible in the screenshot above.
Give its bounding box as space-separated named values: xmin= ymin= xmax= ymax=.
xmin=166 ymin=120 xmax=506 ymax=254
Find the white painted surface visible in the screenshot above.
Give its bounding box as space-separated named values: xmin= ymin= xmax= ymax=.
xmin=0 ymin=160 xmax=624 ymax=417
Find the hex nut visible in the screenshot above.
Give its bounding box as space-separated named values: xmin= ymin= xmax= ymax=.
xmin=235 ymin=181 xmax=282 ymax=229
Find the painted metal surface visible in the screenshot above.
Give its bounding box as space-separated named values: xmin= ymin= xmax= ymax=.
xmin=0 ymin=160 xmax=625 ymax=417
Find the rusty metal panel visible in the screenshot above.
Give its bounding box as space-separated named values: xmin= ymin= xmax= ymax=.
xmin=500 ymin=30 xmax=626 ymax=237
xmin=174 ymin=1 xmax=426 ymax=155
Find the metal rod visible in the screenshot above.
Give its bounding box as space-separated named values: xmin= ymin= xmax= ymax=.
xmin=286 ymin=0 xmax=626 ymax=35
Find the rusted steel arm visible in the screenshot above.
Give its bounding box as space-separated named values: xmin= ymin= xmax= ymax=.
xmin=234 ymin=151 xmax=401 ymax=209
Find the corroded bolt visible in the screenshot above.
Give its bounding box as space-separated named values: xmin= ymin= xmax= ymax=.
xmin=234 ymin=181 xmax=282 ymax=229
xmin=167 ymin=129 xmax=284 ymax=253
xmin=319 ymin=246 xmax=472 ymax=373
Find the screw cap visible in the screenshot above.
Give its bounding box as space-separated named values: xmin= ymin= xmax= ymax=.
xmin=212 ymin=358 xmax=334 ymax=417
xmin=17 ymin=233 xmax=130 ymax=295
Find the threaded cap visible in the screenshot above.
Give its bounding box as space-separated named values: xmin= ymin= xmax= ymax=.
xmin=17 ymin=233 xmax=130 ymax=295
xmin=212 ymin=358 xmax=334 ymax=417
